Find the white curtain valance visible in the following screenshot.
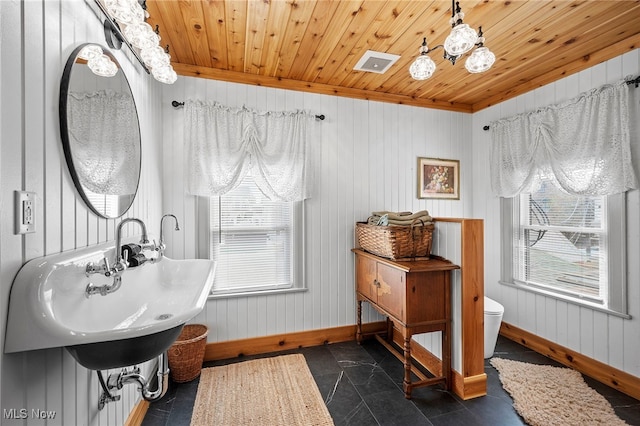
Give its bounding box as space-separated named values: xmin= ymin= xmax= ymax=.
xmin=184 ymin=100 xmax=318 ymax=201
xmin=490 ymin=79 xmax=637 ymax=197
xmin=68 ymin=90 xmax=139 ymax=195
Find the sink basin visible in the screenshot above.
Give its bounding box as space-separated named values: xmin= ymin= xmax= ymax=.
xmin=4 ymin=240 xmax=215 ymax=369
xmin=65 ymin=325 xmax=185 ymax=370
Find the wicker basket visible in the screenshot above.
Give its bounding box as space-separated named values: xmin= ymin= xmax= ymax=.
xmin=167 ymin=324 xmax=208 ymax=383
xmin=356 ymin=220 xmax=434 ymax=260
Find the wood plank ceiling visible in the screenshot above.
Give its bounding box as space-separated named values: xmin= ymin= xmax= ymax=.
xmin=146 ymin=0 xmax=640 ymax=112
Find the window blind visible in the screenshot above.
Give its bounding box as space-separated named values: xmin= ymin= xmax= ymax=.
xmin=209 ymin=173 xmax=293 ymax=293
xmin=85 ymin=190 xmax=120 ymax=218
xmin=516 ymin=179 xmax=607 ymax=303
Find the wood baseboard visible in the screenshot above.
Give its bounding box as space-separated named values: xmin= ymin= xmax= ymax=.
xmin=124 ymin=400 xmax=149 ymax=426
xmin=204 ymin=323 xmax=487 ymax=400
xmin=204 ymin=322 xmax=387 ymax=361
xmin=452 ymin=370 xmax=488 ymax=400
xmin=500 ymin=322 xmax=640 ymax=401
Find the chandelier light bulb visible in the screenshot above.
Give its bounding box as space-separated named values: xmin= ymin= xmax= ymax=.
xmin=88 ymin=54 xmax=118 ymax=77
xmin=464 ymin=46 xmax=496 ymax=73
xmin=152 ymin=65 xmax=177 ymax=84
xmin=105 ymin=0 xmax=144 ymax=25
xmin=78 ymin=44 xmax=103 ymax=61
xmin=444 ymin=23 xmax=478 ymax=56
xmin=141 ymin=45 xmax=171 ymax=69
xmin=410 ymin=54 xmax=436 ymax=80
xmin=123 ymin=22 xmax=160 ymax=51
xmin=410 ymin=38 xmax=436 ymax=80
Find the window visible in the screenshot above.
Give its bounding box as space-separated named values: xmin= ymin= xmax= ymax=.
xmin=502 ymin=178 xmax=628 ymax=316
xmin=85 ymin=190 xmax=120 ymax=218
xmin=207 ymin=172 xmax=304 ymax=296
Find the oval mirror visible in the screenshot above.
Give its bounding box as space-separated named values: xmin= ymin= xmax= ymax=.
xmin=59 ymin=43 xmax=141 ymax=218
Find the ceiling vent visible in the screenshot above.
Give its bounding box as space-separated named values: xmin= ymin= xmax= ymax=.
xmin=353 ymin=50 xmax=400 ymax=74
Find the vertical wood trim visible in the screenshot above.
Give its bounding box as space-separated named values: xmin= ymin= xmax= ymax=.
xmin=460 ymin=219 xmax=484 ymax=378
xmin=433 ymin=218 xmax=486 ymax=390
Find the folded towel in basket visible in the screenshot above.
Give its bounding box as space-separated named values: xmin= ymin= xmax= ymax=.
xmin=367 ymin=210 xmax=433 ymax=226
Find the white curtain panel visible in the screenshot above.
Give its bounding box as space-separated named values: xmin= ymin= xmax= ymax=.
xmin=184 ymin=100 xmax=318 ymax=201
xmin=490 ymin=79 xmax=637 ymax=197
xmin=67 ymin=90 xmax=139 ymax=195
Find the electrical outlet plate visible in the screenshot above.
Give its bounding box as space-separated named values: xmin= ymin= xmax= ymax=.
xmin=15 ymin=191 xmax=36 ymax=234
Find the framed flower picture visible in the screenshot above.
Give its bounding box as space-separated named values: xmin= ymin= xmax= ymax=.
xmin=418 ymin=157 xmax=460 ymax=199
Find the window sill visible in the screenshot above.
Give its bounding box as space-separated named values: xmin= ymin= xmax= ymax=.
xmin=208 ymin=286 xmax=308 ymax=300
xmin=499 ymin=280 xmax=631 ymax=320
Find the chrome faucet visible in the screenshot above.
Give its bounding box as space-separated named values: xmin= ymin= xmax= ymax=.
xmin=85 ymin=217 xmax=150 ymax=297
xmin=158 ymin=214 xmax=180 ymax=258
xmin=115 ymin=217 xmax=150 ymax=270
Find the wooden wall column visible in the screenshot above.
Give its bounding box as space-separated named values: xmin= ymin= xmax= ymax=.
xmin=435 ymin=218 xmax=486 ymax=399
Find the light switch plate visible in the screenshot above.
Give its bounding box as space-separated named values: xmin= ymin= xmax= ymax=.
xmin=15 ymin=191 xmax=36 ymax=234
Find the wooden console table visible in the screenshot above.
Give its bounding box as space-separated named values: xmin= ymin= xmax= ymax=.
xmin=353 ymin=248 xmax=460 ymax=399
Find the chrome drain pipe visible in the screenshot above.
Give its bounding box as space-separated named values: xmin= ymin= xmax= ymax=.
xmin=97 ymin=351 xmax=170 ymax=410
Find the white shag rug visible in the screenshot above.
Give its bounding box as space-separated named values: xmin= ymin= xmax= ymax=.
xmin=490 ymin=357 xmax=628 ymax=426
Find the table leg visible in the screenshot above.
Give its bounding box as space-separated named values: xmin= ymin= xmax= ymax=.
xmin=403 ymin=335 xmax=412 ymax=399
xmin=356 ymin=300 xmax=362 ymax=344
xmin=443 ymin=321 xmax=451 ymax=390
xmin=385 ymin=317 xmax=393 ymax=343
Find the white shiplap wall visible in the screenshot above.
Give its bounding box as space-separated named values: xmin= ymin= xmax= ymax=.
xmin=160 ymin=76 xmax=472 ymax=371
xmin=0 ymin=1 xmax=164 ymax=425
xmin=472 ymin=49 xmax=640 ymax=378
xmin=3 ymin=2 xmax=637 ymax=423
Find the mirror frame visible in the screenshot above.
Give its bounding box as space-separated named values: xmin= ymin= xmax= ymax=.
xmin=59 ymin=43 xmax=141 ymax=219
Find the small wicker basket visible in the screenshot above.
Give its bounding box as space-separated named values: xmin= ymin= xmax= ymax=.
xmin=356 ymin=220 xmax=434 ymax=260
xmin=167 ymin=324 xmax=208 ymax=383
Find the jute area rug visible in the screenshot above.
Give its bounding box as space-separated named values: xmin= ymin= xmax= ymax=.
xmin=490 ymin=358 xmax=628 ymax=426
xmin=190 ymin=353 xmax=334 ymax=426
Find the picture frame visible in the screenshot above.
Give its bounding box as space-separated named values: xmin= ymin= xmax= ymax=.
xmin=417 ymin=157 xmax=460 ymax=199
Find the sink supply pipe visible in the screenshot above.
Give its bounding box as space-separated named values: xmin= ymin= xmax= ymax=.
xmin=96 ymin=351 xmax=170 ymax=410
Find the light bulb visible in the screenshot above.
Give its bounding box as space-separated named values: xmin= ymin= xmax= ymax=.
xmin=465 ymin=46 xmax=496 ymax=73
xmin=410 ymin=55 xmax=436 ymax=80
xmin=123 ymin=22 xmax=160 ymax=50
xmin=88 ymin=54 xmax=118 ymax=77
xmin=141 ymin=45 xmax=170 ymax=69
xmin=104 ymin=0 xmax=144 ymax=25
xmin=78 ymin=45 xmax=103 ymax=61
xmin=444 ymin=23 xmax=478 ymax=56
xmin=152 ymin=65 xmax=177 ymax=84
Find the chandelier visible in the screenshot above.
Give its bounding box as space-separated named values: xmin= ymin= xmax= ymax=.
xmin=78 ymin=44 xmax=119 ymax=77
xmin=95 ymin=0 xmax=177 ymax=84
xmin=409 ymin=1 xmax=496 ymax=80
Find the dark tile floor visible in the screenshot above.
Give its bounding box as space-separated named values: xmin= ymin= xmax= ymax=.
xmin=142 ymin=336 xmax=640 ymax=425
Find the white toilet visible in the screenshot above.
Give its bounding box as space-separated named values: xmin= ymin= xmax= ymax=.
xmin=484 ymin=296 xmax=504 ymax=358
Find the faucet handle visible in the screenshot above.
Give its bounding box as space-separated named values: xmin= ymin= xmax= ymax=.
xmin=140 ymin=239 xmax=157 ymax=252
xmin=103 ymin=257 xmax=115 ymax=276
xmin=86 ymin=257 xmax=112 ymax=276
xmin=113 ymin=259 xmax=127 ymax=274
